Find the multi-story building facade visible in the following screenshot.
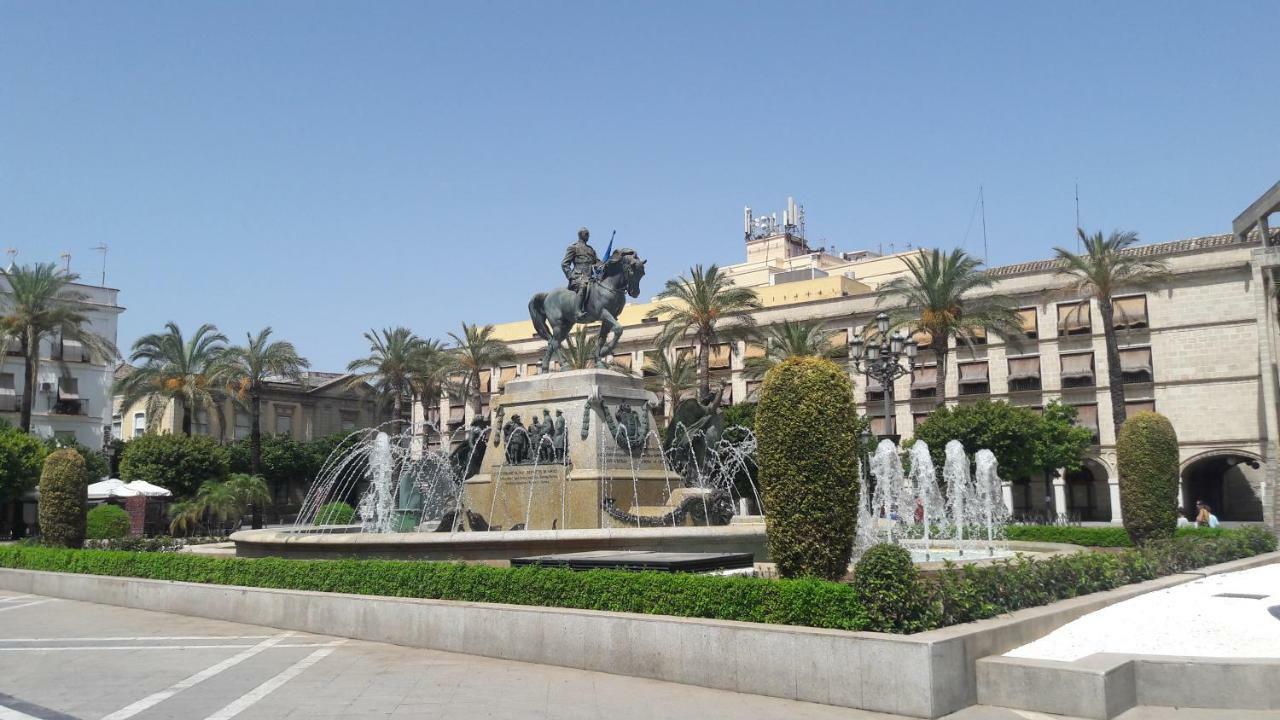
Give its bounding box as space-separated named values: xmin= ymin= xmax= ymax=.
xmin=0 ymin=271 xmax=123 ymax=449
xmin=449 ymin=192 xmax=1280 ymax=530
xmin=112 ymin=370 xmax=378 ymax=443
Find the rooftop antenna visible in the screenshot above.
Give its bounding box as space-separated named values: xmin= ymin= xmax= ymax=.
xmin=60 ymin=251 xmax=72 ymax=273
xmin=3 ymin=248 xmax=15 ymax=270
xmin=92 ymin=243 xmax=108 ymax=286
xmin=1074 ymin=181 xmax=1081 ymax=252
xmin=979 ymin=185 xmax=989 ymax=264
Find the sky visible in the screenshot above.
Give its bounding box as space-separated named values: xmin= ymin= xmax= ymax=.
xmin=2 ymin=1 xmax=1277 ymax=371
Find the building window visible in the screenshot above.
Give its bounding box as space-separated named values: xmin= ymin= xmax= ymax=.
xmin=275 ymin=407 xmax=294 ymax=436
xmin=745 ymin=380 xmax=762 ymax=401
xmin=234 ymin=411 xmax=251 ymax=440
xmin=340 ymin=410 xmax=358 ymax=432
xmin=1119 ymin=347 xmax=1153 ymax=384
xmin=478 ymin=369 xmax=492 ymax=396
xmin=4 ymin=337 xmax=20 ymax=356
xmin=111 ymin=413 xmax=122 ymax=439
xmin=1125 ymin=400 xmax=1155 ymax=416
xmin=612 ymin=354 xmax=634 ymax=373
xmin=1060 ymin=352 xmax=1095 ymax=388
xmin=869 ymin=416 xmax=890 ymax=436
xmin=522 ymin=363 xmax=540 ymax=377
xmin=957 ymin=361 xmax=989 ymax=395
xmin=1007 ymin=356 xmax=1042 ymax=392
xmin=1073 ymin=404 xmax=1099 ymax=443
xmin=194 ymin=410 xmax=210 ymax=436
xmin=60 ymin=330 xmax=87 ymax=362
xmin=675 ymin=346 xmax=694 ymax=363
xmin=1016 ymin=308 xmax=1039 ymax=339
xmin=53 ymin=430 xmax=76 ymax=444
xmin=709 ymin=343 xmax=732 ymax=370
xmin=963 ymin=326 xmax=987 ymax=346
xmin=498 ymin=366 xmax=518 ymax=389
xmin=719 ymin=383 xmax=734 ymax=405
xmin=133 ymin=412 xmax=146 ymax=434
xmin=865 ymin=377 xmax=885 ymax=403
xmin=912 ymin=411 xmax=932 ymax=431
xmin=0 ymin=372 xmax=15 ymax=413
xmin=53 ymin=377 xmax=82 ymax=415
xmin=910 ymin=365 xmax=937 ymax=398
xmin=1057 ymin=301 xmax=1092 ymax=336
xmin=1112 ymin=295 xmax=1149 ymax=330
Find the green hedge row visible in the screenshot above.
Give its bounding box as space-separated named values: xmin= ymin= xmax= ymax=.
xmin=1004 ymin=524 xmax=1250 ymax=548
xmin=0 ymin=528 xmax=1273 ymax=634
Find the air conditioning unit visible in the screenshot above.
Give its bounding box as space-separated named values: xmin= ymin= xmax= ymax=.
xmin=39 ymin=382 xmax=54 ymax=393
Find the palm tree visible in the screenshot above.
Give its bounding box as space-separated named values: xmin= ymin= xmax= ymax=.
xmin=407 ymin=337 xmax=450 ymax=430
xmin=214 ymin=328 xmax=309 ymax=527
xmin=744 ymin=320 xmax=846 ymax=379
xmin=877 ymin=249 xmax=1022 ymax=406
xmin=170 ymin=474 xmax=270 ymax=535
xmin=642 ymin=344 xmax=697 ymax=412
xmin=560 ymin=326 xmax=628 ymax=371
xmin=0 ymin=263 xmax=117 ymax=432
xmin=114 ymin=322 xmax=227 ymax=435
xmin=346 ymin=327 xmax=424 ymax=428
xmin=646 ymin=264 xmax=762 ymax=399
xmin=1054 ymin=229 xmax=1170 ymax=435
xmin=446 ymin=323 xmax=514 ymax=418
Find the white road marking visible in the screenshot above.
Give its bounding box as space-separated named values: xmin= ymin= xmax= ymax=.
xmin=0 ymin=635 xmax=274 ymax=642
xmin=0 ymin=704 xmax=40 ymax=720
xmin=0 ymin=595 xmax=34 ymax=603
xmin=100 ymin=633 xmax=291 ymax=720
xmin=0 ymin=641 xmax=343 ymax=651
xmin=201 ymin=644 xmax=342 ymax=720
xmin=0 ymin=600 xmax=55 ymax=613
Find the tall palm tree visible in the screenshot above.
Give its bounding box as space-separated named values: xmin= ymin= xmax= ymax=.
xmin=744 ymin=320 xmax=846 ymax=379
xmin=346 ymin=327 xmax=424 ymax=428
xmin=1054 ymin=228 xmax=1170 ymax=435
xmin=560 ymin=326 xmax=628 ymax=371
xmin=446 ymin=323 xmax=514 ymax=417
xmin=646 ymin=264 xmax=762 ymax=399
xmin=877 ymin=249 xmax=1022 ymax=406
xmin=214 ymin=328 xmax=309 ymax=527
xmin=407 ymin=338 xmax=450 ymax=430
xmin=114 ymin=322 xmax=227 ymax=435
xmin=170 ymin=474 xmax=270 ymax=535
xmin=642 ymin=344 xmax=697 ymax=411
xmin=0 ymin=263 xmax=116 ymax=432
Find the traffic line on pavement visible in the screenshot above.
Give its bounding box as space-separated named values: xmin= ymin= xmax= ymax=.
xmin=0 ymin=635 xmax=275 ymax=642
xmin=0 ymin=595 xmax=35 ymax=603
xmin=0 ymin=600 xmax=56 ymax=613
xmin=201 ymin=643 xmax=343 ymax=720
xmin=0 ymin=641 xmax=344 ymax=651
xmin=0 ymin=691 xmax=78 ymax=720
xmin=100 ymin=633 xmax=292 ymax=720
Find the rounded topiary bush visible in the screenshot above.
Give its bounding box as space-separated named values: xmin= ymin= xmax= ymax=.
xmin=86 ymin=504 xmax=132 ymax=539
xmin=1117 ymin=411 xmax=1179 ymax=545
xmin=756 ymin=356 xmax=860 ymax=579
xmin=314 ymin=501 xmax=355 ymax=525
xmin=38 ymin=448 xmax=88 ymax=548
xmin=853 ymin=543 xmax=934 ymax=632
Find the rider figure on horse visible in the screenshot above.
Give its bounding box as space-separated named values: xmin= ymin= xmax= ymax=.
xmin=561 ymin=226 xmax=600 ymax=322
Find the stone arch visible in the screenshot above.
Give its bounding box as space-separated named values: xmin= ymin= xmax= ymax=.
xmin=1180 ymin=450 xmax=1264 ymax=522
xmin=1065 ymin=457 xmax=1112 ymax=522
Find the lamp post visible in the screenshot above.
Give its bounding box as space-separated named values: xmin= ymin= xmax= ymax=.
xmin=849 ymin=312 xmax=918 ymax=439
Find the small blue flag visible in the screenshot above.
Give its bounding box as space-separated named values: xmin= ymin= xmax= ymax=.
xmin=602 ymin=230 xmax=615 ymax=263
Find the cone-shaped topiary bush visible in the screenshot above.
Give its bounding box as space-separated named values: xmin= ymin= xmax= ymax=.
xmin=756 ymin=356 xmax=860 ymax=579
xmin=1117 ymin=411 xmax=1179 ymax=545
xmin=38 ymin=448 xmax=88 ymax=548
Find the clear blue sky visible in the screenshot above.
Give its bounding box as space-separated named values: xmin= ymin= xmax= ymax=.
xmin=2 ymin=1 xmax=1276 ymax=370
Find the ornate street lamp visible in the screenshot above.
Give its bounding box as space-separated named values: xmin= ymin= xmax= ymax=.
xmin=849 ymin=312 xmax=918 ymax=438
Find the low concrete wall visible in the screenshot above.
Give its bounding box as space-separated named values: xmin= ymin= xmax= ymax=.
xmin=3 ymin=550 xmax=1276 ymax=718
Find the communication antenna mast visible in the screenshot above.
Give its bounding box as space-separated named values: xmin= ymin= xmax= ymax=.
xmin=60 ymin=251 xmax=72 ymax=273
xmin=1074 ymin=181 xmax=1081 ymax=252
xmin=979 ymin=185 xmax=989 ymax=264
xmin=3 ymin=248 xmax=15 ymax=270
xmin=92 ymin=243 xmax=108 ymax=286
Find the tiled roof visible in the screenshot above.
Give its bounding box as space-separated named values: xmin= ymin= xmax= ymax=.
xmin=987 ymin=229 xmax=1271 ymax=278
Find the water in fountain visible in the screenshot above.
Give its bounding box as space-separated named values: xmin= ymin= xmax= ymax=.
xmin=907 ymin=440 xmax=944 ymax=559
xmin=973 ymin=448 xmax=1009 ymax=552
xmin=867 ymin=439 xmax=906 ymax=545
xmin=943 ymin=440 xmax=973 ymax=554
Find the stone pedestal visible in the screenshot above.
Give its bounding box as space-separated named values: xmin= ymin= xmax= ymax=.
xmin=462 ymin=369 xmax=679 ymax=530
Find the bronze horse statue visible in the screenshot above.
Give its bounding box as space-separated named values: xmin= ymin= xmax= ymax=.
xmin=528 ymin=249 xmax=646 ymax=372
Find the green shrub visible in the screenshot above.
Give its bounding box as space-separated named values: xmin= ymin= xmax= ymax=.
xmin=853 ymin=544 xmax=936 ymax=632
xmin=314 ymin=501 xmax=355 ymax=525
xmin=0 ymin=421 xmax=47 ymax=503
xmin=1004 ymin=524 xmax=1262 ymax=547
xmin=85 ymin=504 xmax=132 ymax=540
xmin=38 ymin=449 xmax=88 ymax=548
xmin=1116 ymin=412 xmax=1179 ymax=545
xmin=43 ymin=437 xmax=110 ymax=483
xmin=119 ymin=433 xmax=229 ymax=498
xmin=756 ymin=356 xmax=861 ymax=579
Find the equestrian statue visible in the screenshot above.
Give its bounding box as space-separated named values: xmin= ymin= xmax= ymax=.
xmin=529 ymin=226 xmax=646 ymax=372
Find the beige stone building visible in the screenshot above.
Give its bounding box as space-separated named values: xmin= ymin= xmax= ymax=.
xmin=442 ymin=190 xmax=1280 ymax=529
xmin=112 ymin=370 xmax=378 ymax=443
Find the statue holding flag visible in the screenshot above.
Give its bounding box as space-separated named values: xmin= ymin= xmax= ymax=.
xmin=531 ymin=226 xmax=645 ymax=372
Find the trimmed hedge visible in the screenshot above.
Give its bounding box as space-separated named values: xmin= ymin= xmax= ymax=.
xmin=756 ymin=356 xmax=861 ymax=579
xmin=86 ymin=504 xmax=132 ymax=540
xmin=0 ymin=529 xmax=1272 ymax=634
xmin=38 ymin=449 xmax=88 ymax=548
xmin=854 ymin=544 xmax=936 ymax=633
xmin=1117 ymin=411 xmax=1180 ymax=545
xmin=1004 ymin=524 xmax=1250 ymax=548
xmin=315 ymin=501 xmax=355 ymax=525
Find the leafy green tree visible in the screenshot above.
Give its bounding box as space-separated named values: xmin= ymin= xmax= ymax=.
xmin=1054 ymin=229 xmax=1170 ymax=436
xmin=118 ymin=433 xmax=229 ymax=499
xmin=0 ymin=262 xmax=117 ymax=432
xmin=38 ymin=448 xmax=87 ymax=547
xmin=346 ymin=327 xmax=424 ymax=428
xmin=877 ymin=249 xmax=1021 ymax=405
xmin=756 ymin=356 xmax=861 ymax=580
xmin=1031 ymin=401 xmax=1096 ymax=476
xmin=646 ymin=264 xmax=762 ymax=398
xmin=0 ymin=421 xmax=47 ymax=508
xmin=227 ymin=433 xmax=314 ymax=519
xmin=447 ymin=323 xmax=514 ymax=417
xmin=745 ymin=320 xmax=845 ymax=379
xmin=114 ymin=322 xmax=228 ymax=435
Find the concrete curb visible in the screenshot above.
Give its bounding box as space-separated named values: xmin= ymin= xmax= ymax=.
xmin=1 ymin=550 xmax=1276 ymax=718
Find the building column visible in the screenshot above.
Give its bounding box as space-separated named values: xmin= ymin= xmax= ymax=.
xmin=1109 ymin=481 xmax=1122 ymax=523
xmin=1000 ymin=480 xmax=1014 ymax=512
xmin=1052 ymin=470 xmax=1067 ymax=519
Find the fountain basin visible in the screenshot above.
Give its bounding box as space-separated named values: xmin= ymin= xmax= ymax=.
xmin=231 ymin=524 xmax=770 ymax=563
